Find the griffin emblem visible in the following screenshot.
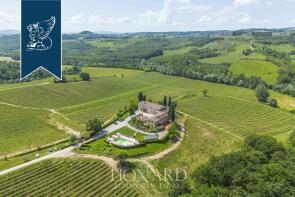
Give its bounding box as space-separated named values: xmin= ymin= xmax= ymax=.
xmin=27 ymin=16 xmax=56 ymax=51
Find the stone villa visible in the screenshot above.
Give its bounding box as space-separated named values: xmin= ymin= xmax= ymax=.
xmin=136 ymin=101 xmax=170 ymax=131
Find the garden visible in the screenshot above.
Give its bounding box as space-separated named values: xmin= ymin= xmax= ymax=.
xmin=75 ymin=126 xmax=174 ymax=157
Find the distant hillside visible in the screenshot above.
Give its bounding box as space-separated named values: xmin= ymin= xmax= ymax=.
xmin=0 ymin=30 xmax=19 ymax=35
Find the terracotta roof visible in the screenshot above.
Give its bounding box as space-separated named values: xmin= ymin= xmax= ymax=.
xmin=139 ymin=101 xmax=167 ymax=111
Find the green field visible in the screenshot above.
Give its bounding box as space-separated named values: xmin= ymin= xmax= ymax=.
xmin=200 ymin=43 xmax=249 ymax=64
xmin=0 ymin=159 xmax=139 ymax=196
xmin=0 ymin=104 xmax=67 ymax=156
xmin=2 ymin=28 xmax=295 ymax=196
xmin=0 ymin=56 xmax=13 ymax=61
xmin=0 ymin=77 xmax=148 ymax=109
xmin=230 ymin=60 xmax=279 ymax=83
xmin=244 ymin=52 xmax=267 ymax=60
xmin=1 ymin=67 xmax=295 ymax=158
xmin=269 ymin=44 xmax=294 ymax=52
xmin=153 ymin=118 xmax=242 ymax=173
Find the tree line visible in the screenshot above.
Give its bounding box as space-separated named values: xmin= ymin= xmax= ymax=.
xmin=169 ymin=132 xmax=295 ymax=196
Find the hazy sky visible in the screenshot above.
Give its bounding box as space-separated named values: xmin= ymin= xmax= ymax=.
xmin=0 ymin=0 xmax=295 ymax=32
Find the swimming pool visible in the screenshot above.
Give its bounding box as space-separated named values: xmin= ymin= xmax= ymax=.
xmin=113 ymin=138 xmax=134 ymax=146
xmin=107 ymin=133 xmax=140 ymax=147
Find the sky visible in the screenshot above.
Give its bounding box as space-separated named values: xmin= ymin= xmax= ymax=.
xmin=0 ymin=0 xmax=295 ymax=32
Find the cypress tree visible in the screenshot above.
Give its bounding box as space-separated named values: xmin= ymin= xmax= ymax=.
xmin=168 ymin=97 xmax=172 ymax=106
xmin=138 ymin=92 xmax=144 ymax=102
xmin=163 ymin=96 xmax=167 ymax=106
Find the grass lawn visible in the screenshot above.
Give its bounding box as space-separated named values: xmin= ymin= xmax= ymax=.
xmin=229 ymin=60 xmax=279 ymax=84
xmin=76 ymin=127 xmax=173 ymax=157
xmin=153 ymin=118 xmax=242 ymax=173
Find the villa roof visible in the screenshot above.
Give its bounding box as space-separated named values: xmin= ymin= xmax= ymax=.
xmin=139 ymin=101 xmax=167 ymax=111
xmin=150 ymin=113 xmax=169 ymax=122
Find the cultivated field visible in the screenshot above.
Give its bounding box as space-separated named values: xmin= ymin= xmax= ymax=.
xmin=0 ymin=56 xmax=13 ymax=61
xmin=229 ymin=60 xmax=279 ymax=83
xmin=178 ymin=96 xmax=295 ymax=137
xmin=0 ymin=104 xmax=67 ymax=156
xmin=0 ymin=158 xmax=139 ymax=196
xmin=200 ymin=43 xmax=249 ymax=64
xmin=0 ymin=77 xmax=147 ymax=109
xmin=1 ymin=67 xmax=295 ymax=157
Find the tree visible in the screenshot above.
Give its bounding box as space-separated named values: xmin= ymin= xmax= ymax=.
xmin=137 ymin=92 xmax=144 ymax=102
xmin=63 ymin=66 xmax=81 ymax=75
xmin=168 ymin=170 xmax=190 ymax=197
xmin=54 ymin=76 xmax=67 ymax=83
xmin=289 ymin=130 xmax=295 ymax=147
xmin=202 ymin=89 xmax=208 ymax=97
xmin=129 ymin=100 xmax=138 ymax=115
xmin=117 ymin=109 xmax=124 ymax=117
xmin=267 ymin=98 xmax=278 ymax=107
xmin=143 ymin=95 xmax=146 ymax=101
xmin=168 ymin=123 xmax=180 ymax=142
xmin=169 ymin=102 xmax=177 ymax=122
xmin=190 ymin=135 xmax=293 ymax=197
xmin=86 ymin=118 xmax=102 ymax=137
xmin=255 ymin=83 xmax=269 ymax=102
xmin=244 ymin=134 xmax=285 ymax=159
xmin=249 ymin=76 xmax=262 ymax=89
xmin=168 ymin=97 xmax=172 ymax=106
xmin=115 ymin=152 xmax=134 ymax=172
xmin=69 ymin=134 xmax=78 ymax=145
xmin=79 ymin=72 xmax=90 ymax=81
xmin=163 ymin=96 xmax=167 ymax=106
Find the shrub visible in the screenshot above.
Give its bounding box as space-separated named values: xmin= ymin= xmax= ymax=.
xmin=267 ymin=97 xmax=278 ymax=107
xmin=79 ymin=72 xmax=90 ymax=81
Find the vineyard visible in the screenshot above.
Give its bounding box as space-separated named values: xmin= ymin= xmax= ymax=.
xmin=1 ymin=27 xmax=295 ymax=196
xmin=230 ymin=60 xmax=279 ymax=84
xmin=0 ymin=159 xmax=139 ymax=196
xmin=0 ymin=104 xmax=67 ymax=156
xmin=1 ymin=68 xmax=295 ymax=157
xmin=178 ymin=96 xmax=295 ymax=137
xmin=0 ymin=77 xmax=147 ymax=109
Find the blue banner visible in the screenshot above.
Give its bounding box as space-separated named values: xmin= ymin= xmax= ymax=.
xmin=21 ymin=0 xmax=62 ymax=80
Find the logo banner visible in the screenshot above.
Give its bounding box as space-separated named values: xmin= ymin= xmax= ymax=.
xmin=21 ymin=0 xmax=62 ymax=80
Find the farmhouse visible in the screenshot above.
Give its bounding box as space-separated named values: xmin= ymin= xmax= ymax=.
xmin=137 ymin=101 xmax=170 ymax=130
